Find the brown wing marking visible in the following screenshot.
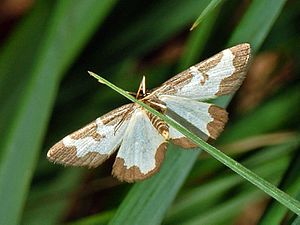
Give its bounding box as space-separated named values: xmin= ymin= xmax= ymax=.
xmin=207 ymin=105 xmax=228 ymax=139
xmin=47 ymin=141 xmax=108 ymax=168
xmin=69 ymin=121 xmax=102 ymax=141
xmin=216 ymin=43 xmax=251 ymax=96
xmin=197 ymin=51 xmax=223 ymax=85
xmin=47 ymin=104 xmax=134 ymax=168
xmin=151 ymin=43 xmax=251 ymax=100
xmin=112 ymin=142 xmax=167 ymax=182
xmin=171 ymin=137 xmax=198 ymax=148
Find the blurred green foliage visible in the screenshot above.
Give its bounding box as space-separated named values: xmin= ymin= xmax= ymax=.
xmin=0 ymin=0 xmax=299 ymax=225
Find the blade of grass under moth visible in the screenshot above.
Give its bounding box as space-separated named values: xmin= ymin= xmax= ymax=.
xmin=89 ymin=72 xmax=300 ymax=216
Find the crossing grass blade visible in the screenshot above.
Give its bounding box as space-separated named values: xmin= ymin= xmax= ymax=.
xmin=258 ymin=148 xmax=300 ymax=224
xmin=165 ymin=141 xmax=299 ymax=224
xmin=89 ymin=69 xmax=300 ymax=217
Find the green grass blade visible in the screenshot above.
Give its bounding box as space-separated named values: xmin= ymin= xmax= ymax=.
xmin=22 ymin=170 xmax=83 ymax=225
xmin=89 ymin=72 xmax=300 ymax=216
xmin=108 ymin=145 xmax=200 ymax=225
xmin=0 ymin=1 xmax=54 ymax=159
xmin=0 ymin=1 xmax=117 ymax=225
xmin=229 ymin=0 xmax=287 ymax=51
xmin=67 ymin=210 xmax=115 ymax=225
xmin=179 ymin=5 xmax=221 ymax=68
xmin=291 ymin=216 xmax=300 ymax=225
xmin=99 ymin=0 xmax=212 ymax=60
xmin=183 ymin=159 xmax=288 ymax=225
xmin=183 ymin=190 xmax=263 ymax=225
xmin=219 ymin=85 xmax=300 ymax=143
xmin=258 ymin=149 xmax=300 ymax=224
xmin=165 ymin=142 xmax=297 ymax=224
xmin=190 ymin=0 xmax=224 ymax=30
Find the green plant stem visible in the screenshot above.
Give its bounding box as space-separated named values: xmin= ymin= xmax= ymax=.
xmin=89 ymin=71 xmax=300 ymax=216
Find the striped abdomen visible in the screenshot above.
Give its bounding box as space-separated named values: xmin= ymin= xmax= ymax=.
xmin=146 ymin=112 xmax=169 ymax=139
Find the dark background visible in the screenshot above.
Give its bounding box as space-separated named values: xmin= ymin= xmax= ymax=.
xmin=0 ymin=0 xmax=299 ymax=224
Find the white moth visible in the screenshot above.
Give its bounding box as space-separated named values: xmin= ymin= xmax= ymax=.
xmin=47 ymin=43 xmax=251 ymax=182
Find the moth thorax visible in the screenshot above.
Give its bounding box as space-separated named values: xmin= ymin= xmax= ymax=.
xmin=147 ymin=112 xmax=169 ymax=139
xmin=145 ymin=98 xmax=167 ymax=114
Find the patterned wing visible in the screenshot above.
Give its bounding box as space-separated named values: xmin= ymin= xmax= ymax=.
xmin=47 ymin=104 xmax=135 ymax=168
xmin=159 ymin=95 xmax=228 ymax=148
xmin=112 ymin=108 xmax=167 ymax=182
xmin=153 ymin=43 xmax=251 ymax=100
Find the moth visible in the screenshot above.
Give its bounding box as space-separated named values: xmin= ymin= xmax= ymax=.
xmin=47 ymin=43 xmax=251 ymax=182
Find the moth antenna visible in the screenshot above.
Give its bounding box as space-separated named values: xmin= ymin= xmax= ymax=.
xmin=142 ymin=76 xmax=146 ymax=95
xmin=136 ymin=76 xmax=146 ymax=98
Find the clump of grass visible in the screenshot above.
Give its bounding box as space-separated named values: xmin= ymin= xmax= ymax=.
xmin=0 ymin=0 xmax=299 ymax=225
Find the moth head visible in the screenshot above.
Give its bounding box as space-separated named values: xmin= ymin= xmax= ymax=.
xmin=161 ymin=130 xmax=169 ymax=140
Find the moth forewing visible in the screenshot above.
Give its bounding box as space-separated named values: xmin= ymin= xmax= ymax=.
xmin=153 ymin=43 xmax=251 ymax=101
xmin=112 ymin=108 xmax=167 ymax=182
xmin=215 ymin=44 xmax=251 ymax=96
xmin=47 ymin=104 xmax=135 ymax=168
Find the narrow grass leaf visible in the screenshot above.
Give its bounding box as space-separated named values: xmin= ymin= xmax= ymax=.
xmin=258 ymin=149 xmax=300 ymax=224
xmin=22 ymin=170 xmax=84 ymax=225
xmin=219 ymin=86 xmax=300 ymax=143
xmin=0 ymin=1 xmax=117 ymax=225
xmin=183 ymin=190 xmax=264 ymax=225
xmin=67 ymin=210 xmax=115 ymax=225
xmin=229 ymin=0 xmax=287 ymax=51
xmin=165 ymin=145 xmax=294 ymax=224
xmin=108 ymin=145 xmax=199 ymax=225
xmin=291 ymin=216 xmax=300 ymax=225
xmin=0 ymin=1 xmax=54 ymax=158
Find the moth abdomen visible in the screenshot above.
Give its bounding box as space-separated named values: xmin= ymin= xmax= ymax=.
xmin=146 ymin=112 xmax=169 ymax=140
